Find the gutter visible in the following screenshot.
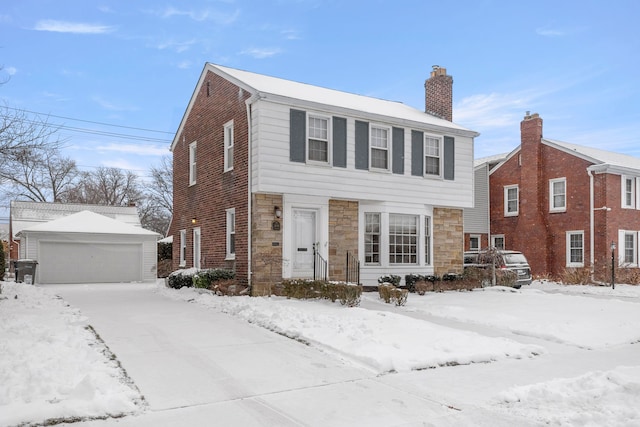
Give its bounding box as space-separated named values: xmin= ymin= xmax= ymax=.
xmin=245 ymin=92 xmax=263 ymax=292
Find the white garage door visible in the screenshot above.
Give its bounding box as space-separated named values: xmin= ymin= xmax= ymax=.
xmin=39 ymin=241 xmax=143 ymax=284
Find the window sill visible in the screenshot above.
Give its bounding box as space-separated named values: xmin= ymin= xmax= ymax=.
xmin=225 ymin=255 xmax=236 ymax=261
xmin=566 ymin=263 xmax=584 ymax=268
xmin=504 ymin=212 xmax=519 ymax=217
xmin=550 ymin=208 xmax=566 ymax=214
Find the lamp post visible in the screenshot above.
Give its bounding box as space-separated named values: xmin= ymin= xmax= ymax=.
xmin=611 ymin=241 xmax=616 ymax=290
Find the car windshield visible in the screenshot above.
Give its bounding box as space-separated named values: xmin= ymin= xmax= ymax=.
xmin=504 ymin=253 xmax=528 ymax=264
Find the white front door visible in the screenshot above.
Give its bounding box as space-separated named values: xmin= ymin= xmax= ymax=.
xmin=292 ymin=209 xmax=317 ymax=277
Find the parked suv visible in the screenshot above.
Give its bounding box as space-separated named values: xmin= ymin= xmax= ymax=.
xmin=464 ymin=250 xmax=532 ymax=288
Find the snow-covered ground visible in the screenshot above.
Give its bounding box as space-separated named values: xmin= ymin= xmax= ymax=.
xmin=1 ymin=280 xmax=639 ymax=426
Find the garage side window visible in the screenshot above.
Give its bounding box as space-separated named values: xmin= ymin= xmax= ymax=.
xmin=179 ymin=229 xmax=186 ymax=267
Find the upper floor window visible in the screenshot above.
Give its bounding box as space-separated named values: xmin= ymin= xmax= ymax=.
xmin=424 ymin=136 xmax=441 ymax=176
xmin=389 ymin=214 xmax=418 ymax=264
xmin=308 ymin=115 xmax=329 ymax=163
xmin=504 ymin=185 xmax=519 ymax=216
xmin=189 ymin=142 xmax=197 ymax=186
xmin=566 ymin=231 xmax=584 ymax=267
xmin=370 ymin=125 xmax=390 ymax=170
xmin=224 ymin=121 xmax=234 ymax=172
xmin=364 ymin=213 xmax=381 ymax=265
xmin=622 ymin=176 xmax=636 ymax=209
xmin=179 ymin=229 xmax=187 ymax=266
xmin=550 ymin=178 xmax=566 ymax=212
xmin=226 ymin=208 xmax=236 ymax=260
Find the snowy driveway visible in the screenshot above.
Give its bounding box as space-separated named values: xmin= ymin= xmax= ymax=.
xmin=48 ymin=283 xmax=471 ymax=426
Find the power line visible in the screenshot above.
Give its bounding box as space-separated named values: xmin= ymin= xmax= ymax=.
xmin=3 ymin=106 xmax=175 ymax=135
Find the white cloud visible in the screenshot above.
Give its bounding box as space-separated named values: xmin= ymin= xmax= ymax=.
xmin=157 ymin=6 xmax=240 ymax=25
xmin=92 ymin=96 xmax=138 ymax=112
xmin=240 ymin=47 xmax=282 ymax=59
xmin=454 ymin=91 xmax=536 ymax=130
xmin=5 ymin=66 xmax=17 ymax=76
xmin=156 ymin=38 xmax=196 ymax=53
xmin=177 ymin=60 xmax=192 ymax=69
xmin=281 ymin=29 xmax=301 ymax=40
xmin=33 ymin=20 xmax=115 ymax=34
xmin=536 ymin=27 xmax=565 ymax=37
xmin=97 ymin=143 xmax=169 ymax=157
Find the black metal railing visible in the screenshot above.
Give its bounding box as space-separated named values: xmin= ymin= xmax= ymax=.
xmin=313 ymin=244 xmax=328 ymax=281
xmin=346 ymin=251 xmax=360 ymax=284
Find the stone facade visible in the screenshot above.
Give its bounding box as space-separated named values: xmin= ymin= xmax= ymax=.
xmin=328 ymin=200 xmax=359 ymax=282
xmin=251 ymin=193 xmax=283 ymax=296
xmin=433 ymin=207 xmax=464 ymax=276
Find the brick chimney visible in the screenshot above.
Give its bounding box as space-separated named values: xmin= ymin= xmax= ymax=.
xmin=515 ymin=112 xmax=548 ymax=275
xmin=424 ymin=65 xmax=453 ymax=121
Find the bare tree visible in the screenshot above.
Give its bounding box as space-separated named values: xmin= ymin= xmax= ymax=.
xmin=147 ymin=155 xmax=173 ymax=214
xmin=66 ymin=167 xmax=143 ymax=206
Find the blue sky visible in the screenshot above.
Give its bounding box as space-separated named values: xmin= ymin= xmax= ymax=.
xmin=1 ymin=0 xmax=639 ymax=184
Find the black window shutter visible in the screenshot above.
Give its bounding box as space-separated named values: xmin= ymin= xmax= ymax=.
xmin=355 ymin=120 xmax=369 ymax=170
xmin=333 ymin=116 xmax=347 ymax=168
xmin=444 ymin=136 xmax=455 ymax=180
xmin=392 ymin=127 xmax=404 ymax=174
xmin=411 ymin=130 xmax=424 ymax=176
xmin=290 ymin=109 xmax=306 ymax=162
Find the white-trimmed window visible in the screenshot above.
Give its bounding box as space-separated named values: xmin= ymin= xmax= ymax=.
xmin=308 ymin=115 xmax=329 ymax=163
xmin=193 ymin=228 xmax=201 ymax=269
xmin=179 ymin=229 xmax=186 ymax=266
xmin=424 ymin=135 xmax=441 ymax=176
xmin=224 ymin=121 xmax=234 ymax=172
xmin=425 ymin=216 xmax=432 ymax=265
xmin=550 ymin=178 xmax=566 ymax=212
xmin=389 ymin=214 xmax=418 ymax=264
xmin=364 ymin=213 xmax=380 ymax=265
xmin=189 ymin=141 xmax=197 ymax=186
xmin=620 ymin=230 xmax=638 ymax=266
xmin=469 ymin=235 xmax=480 ymax=252
xmin=504 ymin=185 xmax=519 ymax=216
xmin=492 ymin=234 xmax=505 ymax=250
xmin=622 ymin=176 xmax=636 ymax=209
xmin=370 ymin=125 xmax=390 ymax=170
xmin=566 ymin=231 xmax=584 ymax=267
xmin=226 ymin=208 xmax=236 ymax=260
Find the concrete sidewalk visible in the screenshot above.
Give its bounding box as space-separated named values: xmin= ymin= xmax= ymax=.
xmin=51 ymin=283 xmax=490 ymax=426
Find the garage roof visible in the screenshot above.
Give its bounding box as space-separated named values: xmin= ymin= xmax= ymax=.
xmin=17 ymin=211 xmax=159 ymax=237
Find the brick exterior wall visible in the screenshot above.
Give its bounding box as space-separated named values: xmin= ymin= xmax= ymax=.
xmin=433 ymin=207 xmax=463 ymax=276
xmin=251 ymin=193 xmax=283 ymax=296
xmin=328 ymin=200 xmax=359 ymax=281
xmin=489 ymin=113 xmax=640 ymax=279
xmin=169 ymin=70 xmax=250 ymax=283
xmin=424 ymin=66 xmax=453 ymax=121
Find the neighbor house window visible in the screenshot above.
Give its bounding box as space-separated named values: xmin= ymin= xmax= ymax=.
xmin=364 ymin=213 xmax=380 ymax=265
xmin=308 ymin=115 xmax=329 ymax=163
xmin=622 ymin=176 xmax=636 ymax=209
xmin=189 ymin=142 xmax=197 ymax=185
xmin=469 ymin=235 xmax=480 ymax=252
xmin=425 ymin=136 xmax=441 ymax=176
xmin=504 ymin=185 xmax=519 ymax=216
xmin=179 ymin=229 xmax=186 ymax=266
xmin=622 ymin=231 xmax=637 ymax=265
xmin=370 ymin=125 xmax=390 ymax=170
xmin=492 ymin=235 xmax=505 ymax=250
xmin=389 ymin=214 xmax=418 ymax=264
xmin=226 ymin=208 xmax=236 ymax=260
xmin=224 ymin=121 xmax=234 ymax=172
xmin=550 ymin=178 xmax=566 ymax=212
xmin=566 ymin=231 xmax=584 ymax=267
xmin=193 ymin=228 xmax=201 ymax=269
xmin=425 ymin=216 xmax=431 ymax=265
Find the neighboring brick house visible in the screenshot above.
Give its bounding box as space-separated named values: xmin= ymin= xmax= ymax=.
xmin=168 ymin=63 xmax=479 ymax=294
xmin=489 ymin=112 xmax=640 ymax=279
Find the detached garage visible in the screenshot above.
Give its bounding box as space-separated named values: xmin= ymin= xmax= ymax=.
xmin=16 ymin=210 xmax=160 ymax=284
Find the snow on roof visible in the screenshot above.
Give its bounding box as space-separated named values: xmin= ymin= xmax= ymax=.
xmin=158 ymin=235 xmax=173 ymax=243
xmin=543 ymin=139 xmax=640 ymax=171
xmin=10 ymin=201 xmax=142 ymax=238
xmin=210 ymin=63 xmax=477 ymax=133
xmin=474 ymin=153 xmax=508 ymax=168
xmin=17 ymin=210 xmax=159 ymax=237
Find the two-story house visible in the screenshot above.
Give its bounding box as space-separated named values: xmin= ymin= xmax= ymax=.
xmin=489 ymin=112 xmax=640 ymax=280
xmin=168 ymin=63 xmax=479 ymax=294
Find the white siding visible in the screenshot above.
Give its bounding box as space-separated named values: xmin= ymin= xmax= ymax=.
xmin=250 ymin=101 xmax=474 ymax=208
xmin=464 ymin=163 xmax=490 ymax=234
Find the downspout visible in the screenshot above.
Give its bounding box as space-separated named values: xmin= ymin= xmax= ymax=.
xmin=245 ymin=92 xmax=263 ymax=292
xmin=588 ymin=168 xmax=595 ymax=279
